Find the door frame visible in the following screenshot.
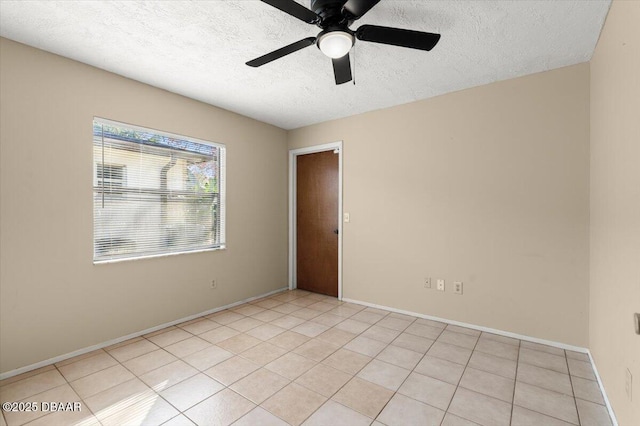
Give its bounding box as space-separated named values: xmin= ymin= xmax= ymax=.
xmin=288 ymin=141 xmax=343 ymax=300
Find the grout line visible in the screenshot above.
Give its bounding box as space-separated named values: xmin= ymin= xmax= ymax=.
xmin=512 ymin=393 xmax=585 ymax=426
xmin=511 ymin=366 xmax=599 ymax=424
xmin=370 ymin=321 xmax=447 ymax=424
xmin=564 ymin=349 xmax=581 ymax=426
xmin=4 ymin=292 xmax=609 ymax=426
xmin=515 ymin=361 xmax=574 ymax=378
xmin=438 ymin=329 xmax=481 ymax=426
xmin=256 ymin=304 xmax=376 ymax=425
xmin=509 ymin=338 xmax=521 ymax=425
xmin=444 ymin=389 xmax=504 ymax=426
xmin=2 ymin=293 xmax=317 ymax=426
xmin=277 ymin=308 xmax=394 ymax=424
xmin=52 ymin=363 xmax=101 ymax=425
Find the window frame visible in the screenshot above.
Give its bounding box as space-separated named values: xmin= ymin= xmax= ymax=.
xmin=92 ymin=117 xmax=226 ymax=264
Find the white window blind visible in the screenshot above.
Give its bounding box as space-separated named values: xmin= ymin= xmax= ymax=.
xmin=93 ymin=118 xmax=226 ymax=263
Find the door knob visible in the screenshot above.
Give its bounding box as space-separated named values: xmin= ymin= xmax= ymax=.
xmin=333 ymin=229 xmax=339 ymax=234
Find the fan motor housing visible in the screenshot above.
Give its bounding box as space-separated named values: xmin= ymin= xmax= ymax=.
xmin=310 ymin=0 xmax=349 ymax=26
xmin=310 ymin=0 xmax=345 ymax=13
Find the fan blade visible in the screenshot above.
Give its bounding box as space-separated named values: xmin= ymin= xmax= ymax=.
xmin=356 ymin=25 xmax=441 ymax=51
xmin=261 ymin=0 xmax=319 ymax=24
xmin=332 ymin=54 xmax=352 ymax=85
xmin=246 ymin=37 xmax=316 ymax=67
xmin=342 ymin=0 xmax=381 ymax=19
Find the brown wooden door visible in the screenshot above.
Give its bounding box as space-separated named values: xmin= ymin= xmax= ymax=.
xmin=296 ymin=150 xmax=339 ymax=297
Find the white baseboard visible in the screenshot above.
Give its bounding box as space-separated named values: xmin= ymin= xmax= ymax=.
xmin=587 ymin=351 xmax=619 ymax=426
xmin=342 ymin=297 xmax=618 ymax=425
xmin=0 ymin=287 xmax=287 ymax=381
xmin=2 ymin=289 xmax=618 ymax=426
xmin=342 ymin=297 xmax=588 ymax=352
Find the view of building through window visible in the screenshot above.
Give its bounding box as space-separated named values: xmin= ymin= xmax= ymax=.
xmin=93 ymin=118 xmax=225 ymax=262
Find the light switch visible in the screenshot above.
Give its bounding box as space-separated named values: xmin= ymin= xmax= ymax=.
xmin=344 ymin=213 xmax=350 ymax=223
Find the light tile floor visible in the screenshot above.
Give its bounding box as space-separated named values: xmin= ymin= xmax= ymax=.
xmin=0 ymin=290 xmax=612 ymax=426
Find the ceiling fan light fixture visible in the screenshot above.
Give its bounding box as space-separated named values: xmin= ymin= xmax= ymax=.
xmin=318 ymin=30 xmax=354 ymax=58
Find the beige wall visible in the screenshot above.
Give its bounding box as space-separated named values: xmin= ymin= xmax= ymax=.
xmin=0 ymin=38 xmax=288 ymax=374
xmin=289 ymin=63 xmax=591 ymax=346
xmin=590 ymin=1 xmax=640 ymax=424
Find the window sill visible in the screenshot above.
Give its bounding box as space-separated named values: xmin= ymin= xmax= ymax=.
xmin=93 ymin=246 xmax=226 ymax=265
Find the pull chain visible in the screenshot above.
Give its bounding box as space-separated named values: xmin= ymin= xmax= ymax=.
xmin=352 ymin=43 xmax=356 ymax=85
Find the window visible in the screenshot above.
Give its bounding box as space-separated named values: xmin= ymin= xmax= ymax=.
xmin=93 ymin=118 xmax=226 ymax=262
xmin=96 ymin=164 xmax=126 ymax=196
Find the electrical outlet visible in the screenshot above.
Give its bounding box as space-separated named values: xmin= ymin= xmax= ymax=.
xmin=436 ymin=279 xmax=445 ymax=291
xmin=210 ymin=279 xmax=217 ymax=289
xmin=626 ymin=368 xmax=633 ymax=401
xmin=424 ymin=277 xmax=431 ymax=289
xmin=453 ymin=281 xmax=463 ymax=295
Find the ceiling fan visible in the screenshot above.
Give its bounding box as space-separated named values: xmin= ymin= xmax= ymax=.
xmin=246 ymin=0 xmax=441 ymax=85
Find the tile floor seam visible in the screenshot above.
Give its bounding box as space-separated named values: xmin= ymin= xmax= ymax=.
xmin=328 ymin=347 xmax=375 ymax=375
xmin=472 ymin=345 xmax=519 ymax=362
xmin=120 ymin=347 xmax=179 ymax=376
xmin=6 ymin=382 xmax=77 ymax=426
xmin=330 ymin=376 xmax=387 ymax=420
xmin=441 ymin=327 xmax=479 ymax=339
xmin=108 ymin=336 xmax=155 ymax=353
xmin=51 ymin=364 xmax=89 ymax=424
xmin=382 ymin=341 xmax=440 ymax=394
xmin=517 ymin=357 xmax=580 ymax=378
xmin=574 ymin=395 xmax=606 ymax=407
xmin=433 ymin=337 xmax=476 ymax=352
xmin=448 ymin=388 xmax=508 ymax=426
xmin=103 ymin=345 xmax=197 ymax=423
xmin=285 ymin=342 xmax=384 ymax=422
xmin=292 ymin=396 xmax=327 ymax=425
xmin=2 ymin=290 xmax=605 ymax=426
xmin=297 ymin=359 xmax=366 ymax=412
xmin=49 ymin=364 xmax=101 ymax=426
xmin=58 ymin=351 xmax=122 ymax=383
xmin=511 ymin=381 xmax=585 ymax=426
xmin=375 ymin=321 xmax=414 ymax=333
xmin=0 ymin=367 xmax=53 ymax=390
xmin=509 ymin=337 xmax=521 ymax=426
xmin=355 ymin=329 xmax=439 ymax=424
xmin=332 ymin=398 xmax=376 ymax=422
xmin=439 ymin=327 xmax=482 ymax=426
xmin=520 ymin=346 xmax=567 ymax=359
xmin=512 ymin=402 xmax=582 ymax=426
xmin=163 ymin=413 xmax=183 ymax=425
xmin=434 ymin=325 xmax=446 ymax=340
xmin=564 ymin=348 xmax=581 ymax=426
xmin=334 ymin=316 xmax=377 ymax=337
xmin=157 ymin=378 xmax=209 ymax=415
xmin=458 ymin=368 xmax=517 ymax=401
xmin=232 ymin=404 xmax=289 ymax=426
xmin=388 ymin=381 xmax=454 ymax=417
xmin=101 ymin=372 xmax=175 ymax=424
xmin=107 ymin=391 xmax=175 ymax=426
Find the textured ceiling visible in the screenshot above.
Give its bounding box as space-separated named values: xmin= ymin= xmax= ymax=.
xmin=0 ymin=0 xmax=610 ymax=129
